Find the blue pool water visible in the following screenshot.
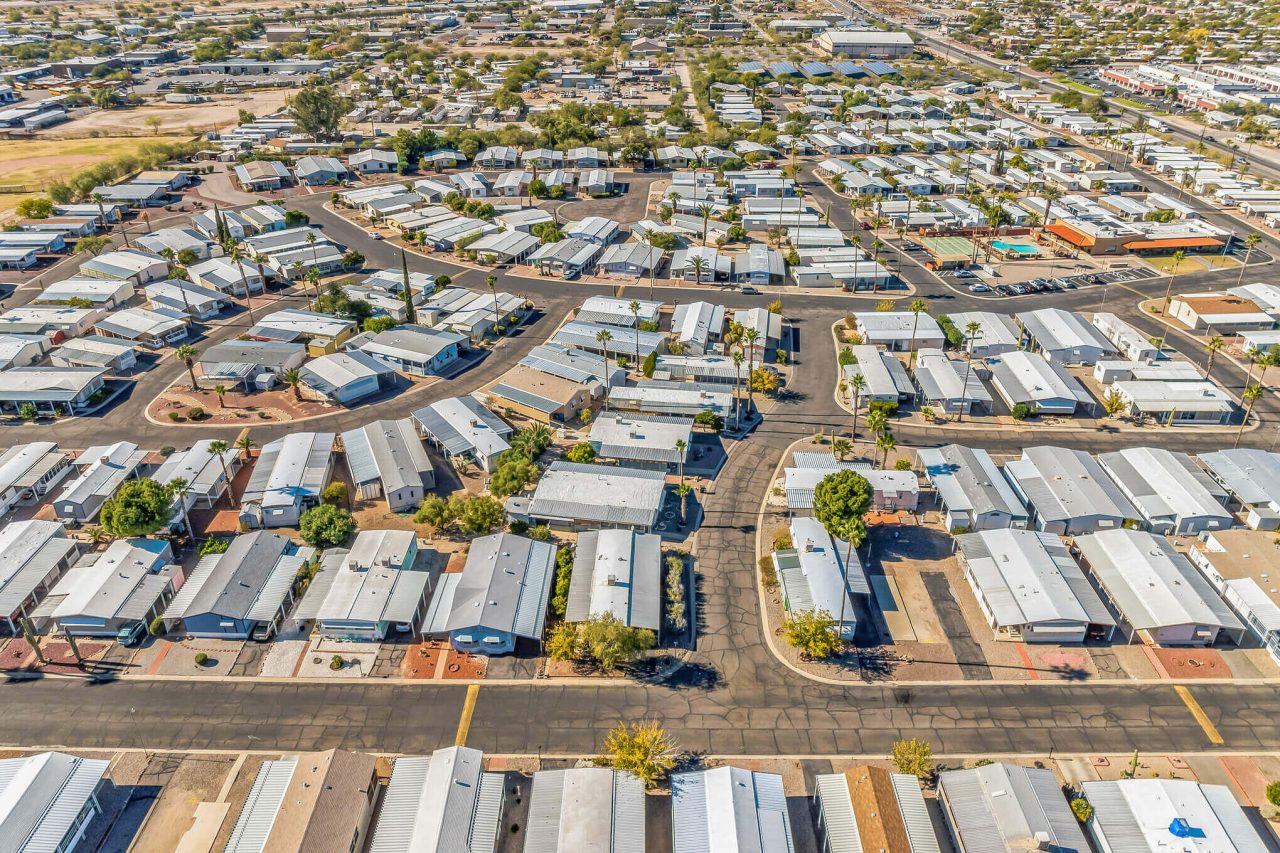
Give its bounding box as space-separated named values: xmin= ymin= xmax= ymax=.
xmin=991 ymin=241 xmax=1039 ymax=255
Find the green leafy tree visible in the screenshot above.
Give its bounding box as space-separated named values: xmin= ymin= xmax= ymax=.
xmin=1102 ymin=387 xmax=1127 ymax=417
xmin=15 ymin=197 xmax=53 ymax=219
xmin=457 ymin=495 xmax=506 ymax=535
xmin=812 ymin=469 xmax=871 ymax=637
xmin=597 ymin=720 xmax=676 ymax=788
xmin=551 ymin=545 xmax=575 ymax=617
xmin=891 ymin=738 xmax=934 ymax=781
xmin=74 ymin=235 xmax=111 ymax=256
xmin=489 ymin=454 xmax=537 ymax=497
xmin=1071 ymin=798 xmax=1093 ymax=823
xmin=415 ymin=494 xmax=455 ymax=534
xmin=298 ymin=503 xmax=356 ymax=547
xmin=321 ymin=482 xmax=347 ymax=506
xmin=576 ymin=613 xmax=656 ymax=671
xmin=546 ymin=621 xmax=578 ymax=659
xmin=100 ymin=478 xmax=179 ymax=538
xmin=289 ymin=83 xmax=347 ymax=140
xmin=599 ymin=722 xmax=680 ymax=788
xmin=565 ymin=443 xmax=596 ymax=463
xmin=363 ymin=315 xmax=397 ymax=333
xmin=785 ymin=609 xmax=839 ymax=660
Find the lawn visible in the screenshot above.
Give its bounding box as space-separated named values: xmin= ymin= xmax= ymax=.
xmin=1113 ymin=97 xmax=1150 ymax=111
xmin=0 ymin=136 xmax=188 ymax=189
xmin=1147 ymin=253 xmax=1241 ymax=273
xmin=1055 ymin=78 xmax=1103 ymax=95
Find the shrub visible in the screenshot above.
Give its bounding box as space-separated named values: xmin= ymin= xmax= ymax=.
xmin=194 ymin=652 xmax=209 ymax=666
xmin=529 ymin=525 xmax=553 ymax=542
xmin=894 ymin=458 xmax=913 ymax=471
xmin=149 ymin=616 xmax=165 ymax=637
xmin=772 ymin=530 xmax=793 ymax=550
xmin=330 ymin=654 xmax=344 ymax=670
xmin=168 ymin=411 xmax=183 ymax=422
xmin=1011 ymin=402 xmax=1033 ymax=420
xmin=891 ymin=738 xmax=934 ymax=781
xmin=641 ymin=350 xmax=657 ymax=378
xmin=159 ymin=446 xmax=176 ymax=457
xmin=693 ymin=410 xmax=723 ymax=432
xmin=974 ymin=758 xmax=994 ymax=767
xmin=565 ymin=443 xmax=596 ymax=463
xmin=868 ymin=400 xmax=898 ymax=417
xmin=298 ymin=504 xmax=356 ymax=548
xmin=321 ymin=481 xmax=347 ymax=506
xmin=551 ymin=546 xmax=575 ymax=618
xmin=759 ymin=556 xmax=778 ymax=588
xmin=509 ymin=519 xmax=530 ymax=535
xmin=785 ymin=609 xmax=839 ymax=660
xmin=18 ymin=402 xmax=37 ymax=421
xmin=597 ymin=720 xmax=676 ymax=789
xmin=198 ymin=536 xmax=230 ymax=556
xmin=186 ymin=406 xmax=206 ymax=421
xmin=1070 ymin=797 xmax=1093 ymax=823
xmin=1268 ymin=780 xmax=1280 ymax=808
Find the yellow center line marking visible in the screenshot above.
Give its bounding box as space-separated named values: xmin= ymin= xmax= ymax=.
xmin=455 ymin=684 xmax=480 ymax=746
xmin=1174 ymin=685 xmax=1224 ymax=745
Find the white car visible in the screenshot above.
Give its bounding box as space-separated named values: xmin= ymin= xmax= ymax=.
xmin=366 ymin=231 xmax=383 ymax=240
xmin=968 ymin=283 xmax=992 ymax=293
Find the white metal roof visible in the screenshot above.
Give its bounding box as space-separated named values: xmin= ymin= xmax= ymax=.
xmin=918 ymin=444 xmax=1027 ymax=522
xmin=0 ymin=751 xmax=109 ymax=853
xmin=524 ymin=768 xmax=645 ymax=853
xmin=1004 ymin=446 xmax=1139 ymax=529
xmin=223 ymin=757 xmax=298 ymax=853
xmin=938 ymin=763 xmax=1088 ymax=853
xmin=671 ymin=766 xmax=794 ymax=853
xmin=565 ymin=529 xmax=662 ymax=630
xmin=1096 ymin=447 xmax=1232 ymax=530
xmin=368 ymin=747 xmax=505 ymax=853
xmin=1081 ymin=779 xmax=1269 ymax=852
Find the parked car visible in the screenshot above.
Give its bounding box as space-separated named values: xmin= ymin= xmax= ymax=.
xmin=954 ymin=269 xmax=976 ymax=279
xmin=968 ymin=283 xmax=992 ymax=293
xmin=741 ymin=285 xmax=761 ymax=294
xmin=996 ymin=284 xmax=1015 ymax=296
xmin=366 ymin=231 xmax=383 ymax=240
xmin=117 ymin=621 xmax=147 ymax=646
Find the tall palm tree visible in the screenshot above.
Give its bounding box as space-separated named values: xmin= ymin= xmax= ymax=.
xmin=1237 ymin=383 xmax=1263 ymax=447
xmin=875 ymin=432 xmax=897 ymax=468
xmin=168 ymin=477 xmax=191 ymax=537
xmin=907 ymin=298 xmax=929 ymax=366
xmin=629 ymin=299 xmax=641 ymax=368
xmin=1244 ymin=346 xmax=1264 ymax=388
xmin=306 ymin=231 xmax=319 ymax=268
xmin=870 ymin=239 xmax=885 ymax=293
xmin=848 ymin=372 xmax=866 ymax=439
xmin=865 ymin=409 xmax=888 ymax=441
xmin=399 ymin=248 xmax=416 ymax=326
xmin=743 ymin=328 xmax=759 ymax=419
xmin=485 ymin=274 xmax=500 ymax=339
xmin=235 ymin=433 xmax=255 ymax=461
xmin=1039 ymin=185 xmax=1061 ymax=234
xmin=674 ymin=438 xmax=687 ymax=486
xmin=207 ymin=439 xmax=233 ymax=508
xmin=641 ymin=230 xmax=659 ymax=300
xmin=731 ymin=349 xmax=744 ymax=431
xmin=1161 ymin=249 xmax=1187 ymax=316
xmin=174 ymin=344 xmax=198 ymax=391
xmin=229 ymin=245 xmax=257 ymax=326
xmin=697 ymin=203 xmax=714 ymax=246
xmin=596 ymin=329 xmax=613 ymax=411
xmin=955 ymin=320 xmax=984 ymax=422
xmin=1205 ymin=335 xmax=1225 ymax=380
xmin=1235 ymin=232 xmax=1262 ymax=288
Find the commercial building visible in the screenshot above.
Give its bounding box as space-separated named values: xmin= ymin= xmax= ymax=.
xmin=954 ymin=528 xmax=1115 ymax=643
xmin=937 ymin=763 xmax=1089 ymax=853
xmin=412 ymin=396 xmax=512 ymax=473
xmin=524 ymin=768 xmax=645 ymax=852
xmin=0 ymin=520 xmax=79 ymax=634
xmin=294 ymin=530 xmax=430 ymax=640
xmin=239 ymin=433 xmax=335 ymax=529
xmin=565 ymin=529 xmax=662 ymax=630
xmin=430 ymin=532 xmax=555 ymax=655
xmin=813 ymin=766 xmax=942 ymax=853
xmin=1189 ymin=529 xmax=1280 ymax=664
xmin=342 ymin=419 xmax=435 ymax=513
xmin=1081 ymin=779 xmax=1269 ymax=852
xmin=53 ymin=441 xmax=147 ymax=523
xmin=367 ymin=746 xmax=506 ymax=853
xmin=162 ymin=531 xmax=313 ymax=640
xmin=1095 ymin=447 xmax=1232 ymax=535
xmin=1199 ymin=448 xmax=1280 ymax=529
xmin=1169 ymin=293 xmax=1275 ymax=332
xmin=1016 ymin=308 xmax=1116 ymax=365
xmin=671 ymin=767 xmax=795 ymax=851
xmin=816 ymin=29 xmax=915 ymax=58
xmin=0 ymin=752 xmax=110 ymax=853
xmin=222 ymin=750 xmax=379 ymax=853
xmin=519 ymin=461 xmax=667 ymax=532
xmin=918 ymin=444 xmax=1029 ymax=532
xmin=1074 ymin=529 xmax=1244 ymax=646
xmin=1004 ymin=446 xmax=1141 ymax=535
xmin=772 ymin=515 xmax=868 ymax=640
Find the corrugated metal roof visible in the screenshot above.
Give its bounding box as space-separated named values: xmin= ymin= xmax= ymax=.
xmin=814 ymin=774 xmax=863 ymax=853
xmin=890 ymin=772 xmax=941 ymax=853
xmin=368 ymin=747 xmax=503 ymax=853
xmin=525 ymin=768 xmax=645 ymax=853
xmin=421 ymin=573 xmax=460 ymax=635
xmin=224 ymin=757 xmax=297 ymax=853
xmin=0 ymin=751 xmax=109 ymax=853
xmin=246 ymin=553 xmax=306 ymax=622
xmin=565 ymin=529 xmax=662 ymax=630
xmin=527 ymin=462 xmax=666 ymax=529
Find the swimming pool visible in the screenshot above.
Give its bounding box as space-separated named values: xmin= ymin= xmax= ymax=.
xmin=991 ymin=241 xmax=1040 ymax=255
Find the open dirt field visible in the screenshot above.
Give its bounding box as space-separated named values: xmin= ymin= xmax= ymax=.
xmin=0 ymin=135 xmax=190 ymax=187
xmin=47 ymin=90 xmax=291 ymax=138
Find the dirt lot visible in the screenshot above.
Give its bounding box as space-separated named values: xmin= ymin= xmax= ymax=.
xmin=0 ymin=135 xmax=190 ymax=187
xmin=47 ymin=91 xmax=291 ymax=138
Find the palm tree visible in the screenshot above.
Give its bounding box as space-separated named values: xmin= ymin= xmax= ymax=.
xmin=207 ymin=439 xmax=233 ymax=507
xmin=697 ymin=203 xmax=714 ymax=246
xmin=869 ymin=239 xmax=885 ymax=292
xmin=1039 ymin=184 xmax=1061 ymax=234
xmin=674 ymin=438 xmax=687 ymax=487
xmin=400 ymin=248 xmax=416 ymax=326
xmin=596 ymin=329 xmax=613 ymax=411
xmin=743 ymin=328 xmax=759 ymax=419
xmin=848 ymin=372 xmax=866 ymax=439
xmin=1161 ymin=249 xmax=1187 ymax=316
xmin=641 ymin=230 xmax=659 ymax=299
xmin=1235 ymin=232 xmax=1262 ymax=287
xmin=875 ymin=431 xmax=897 ymax=468
xmin=229 ymin=245 xmax=257 ymax=326
xmin=865 ymin=408 xmax=888 ymax=441
xmin=282 ymin=367 xmax=303 ymax=401
xmin=1244 ymin=346 xmax=1264 ymax=388
xmin=958 ymin=321 xmax=983 ymax=423
xmin=174 ymin=344 xmax=198 ymax=391
xmin=832 ymin=438 xmax=851 ymax=460
xmin=731 ymin=349 xmax=744 ymax=431
xmin=1205 ymin=335 xmax=1225 ymax=380
xmin=907 ymin=298 xmax=929 ymax=366
xmin=213 ymin=384 xmax=227 ymax=408
xmin=306 ymin=231 xmax=319 ymax=268
xmin=485 ymin=274 xmax=500 ymax=339
xmin=235 ymin=433 xmax=255 ymax=461
xmin=168 ymin=477 xmax=191 ymax=537
xmin=689 ymin=254 xmax=706 ymax=283
xmin=1237 ymin=383 xmax=1263 ymax=447
xmin=304 ymin=267 xmax=322 ymax=310
xmin=629 ymin=299 xmax=641 ymax=368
